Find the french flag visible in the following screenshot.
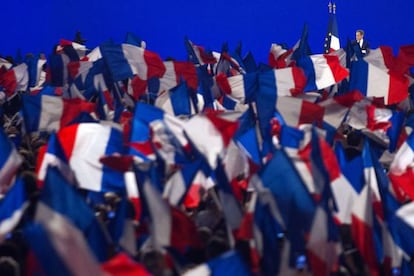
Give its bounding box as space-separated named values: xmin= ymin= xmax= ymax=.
xmin=0 ymin=128 xmax=22 ymax=193
xmin=276 ymin=96 xmax=325 ymax=127
xmin=258 ymin=67 xmax=307 ymax=97
xmin=268 ymin=43 xmax=294 ymax=69
xmin=39 ymin=122 xmax=127 ymax=192
xmin=237 ymin=188 xmax=284 ymax=275
xmin=100 ymin=43 xmax=166 ymax=82
xmin=0 ymin=62 xmax=29 ymax=97
xmin=21 ymin=86 xmax=96 ymax=133
xmin=162 ymin=159 xmax=202 ymax=206
xmin=317 ymin=90 xmax=364 ymax=130
xmin=214 ymin=160 xmax=244 ymax=243
xmin=296 ymin=54 xmax=349 ymax=92
xmin=258 ymin=148 xmax=316 ymax=268
xmin=184 ymin=37 xmax=218 ymax=65
xmin=57 ymin=39 xmax=88 ymax=60
xmin=24 ymin=167 xmax=108 ymax=275
xmin=348 ymin=58 xmax=409 ymax=105
xmin=333 ymin=142 xmax=362 ymax=224
xmin=47 ymin=51 xmax=71 ymax=87
xmin=389 ymin=201 xmax=414 ymax=258
xmin=222 ymin=140 xmax=252 ymax=193
xmin=135 ymin=167 xmax=202 ymax=253
xmin=154 ymin=82 xmax=201 ymax=116
xmin=351 ymin=141 xmax=382 ymax=275
xmin=306 ymin=205 xmax=341 ymax=275
xmin=130 ymin=103 xmax=189 ymax=161
xmin=215 ymin=72 xmax=258 ymax=104
xmin=25 ymin=54 xmax=47 ymax=89
xmin=183 ymin=111 xmax=239 ymax=169
xmin=159 ymin=60 xmax=198 ymax=92
xmin=324 ymin=2 xmax=340 ymax=53
xmin=24 ymin=222 xmax=104 ymax=276
xmin=388 ymin=131 xmax=414 ymax=200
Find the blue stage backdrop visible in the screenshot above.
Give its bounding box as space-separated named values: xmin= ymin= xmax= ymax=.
xmin=2 ymin=0 xmax=414 ymax=63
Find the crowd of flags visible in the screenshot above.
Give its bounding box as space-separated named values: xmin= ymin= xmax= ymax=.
xmin=1 ymin=2 xmax=414 ymax=275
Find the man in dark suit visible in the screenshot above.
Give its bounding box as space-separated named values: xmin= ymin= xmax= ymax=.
xmin=355 ymin=29 xmax=370 ymax=56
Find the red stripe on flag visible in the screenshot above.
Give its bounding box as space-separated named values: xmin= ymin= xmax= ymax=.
xmin=216 ymin=73 xmax=232 ymax=95
xmin=387 ymin=71 xmax=409 ymax=105
xmin=143 ymin=50 xmax=166 ymax=79
xmin=351 ymin=215 xmax=379 ymax=275
xmin=57 ymin=124 xmax=80 ymax=160
xmin=291 ymin=67 xmax=307 ymax=95
xmin=298 ymin=101 xmax=324 ymax=126
xmin=61 ymin=98 xmax=96 ymax=127
xmin=324 ymin=54 xmax=349 ymax=83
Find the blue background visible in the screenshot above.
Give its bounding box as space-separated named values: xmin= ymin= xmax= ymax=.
xmin=2 ymin=0 xmax=413 ymax=63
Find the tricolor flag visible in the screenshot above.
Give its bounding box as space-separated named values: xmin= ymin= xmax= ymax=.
xmin=215 ymin=72 xmax=258 ymax=104
xmin=100 ymin=43 xmax=166 ymax=82
xmin=37 ymin=122 xmax=127 ymax=193
xmin=296 ymin=53 xmax=349 ymax=92
xmin=33 ymin=166 xmax=112 ymax=263
xmin=134 ymin=166 xmax=202 ymax=253
xmin=0 ymin=62 xmax=29 ymax=97
xmin=184 ymin=37 xmax=218 ymax=65
xmin=0 ymin=128 xmax=22 ymax=193
xmin=21 ymin=86 xmax=96 ymax=133
xmin=183 ymin=111 xmax=240 ymax=169
xmin=258 ymin=148 xmax=316 ymax=268
xmin=348 ymin=58 xmax=409 ymax=105
xmin=324 ymin=2 xmax=340 ymax=54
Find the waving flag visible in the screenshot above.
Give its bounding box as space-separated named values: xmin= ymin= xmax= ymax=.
xmin=348 ymin=59 xmax=409 ymax=105
xmin=130 ymin=102 xmax=189 ymax=164
xmin=296 ymin=53 xmax=349 ymax=92
xmin=276 ymin=96 xmax=325 ymax=127
xmin=0 ymin=128 xmax=22 ymax=193
xmin=258 ymin=67 xmax=307 ymax=97
xmin=21 ymin=86 xmax=96 ymax=133
xmin=237 ymin=188 xmax=284 ymax=275
xmin=135 ymin=167 xmax=201 ymax=253
xmin=100 ymin=43 xmax=166 ymax=81
xmin=25 ymin=54 xmax=47 ymax=89
xmin=257 ymin=148 xmax=316 ymax=268
xmin=34 ymin=166 xmax=111 ymax=263
xmin=24 ymin=222 xmax=104 ymax=276
xmin=38 ymin=123 xmax=127 ymax=192
xmin=389 ymin=131 xmax=414 ymax=200
xmin=154 ymin=82 xmax=199 ymax=116
xmin=159 ymin=60 xmax=198 ymax=92
xmin=184 ymin=37 xmax=217 ymax=65
xmin=162 ymin=159 xmax=203 ymax=206
xmin=324 ymin=2 xmax=340 ymax=53
xmin=57 ymin=39 xmax=88 ymax=60
xmin=318 ymin=90 xmax=364 ymax=130
xmin=351 ymin=141 xmax=381 ymax=275
xmin=183 ymin=112 xmax=239 ymax=169
xmin=215 ymin=72 xmax=258 ymax=104
xmin=268 ymin=43 xmax=294 ymax=69
xmin=0 ymin=62 xmax=29 ymax=97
